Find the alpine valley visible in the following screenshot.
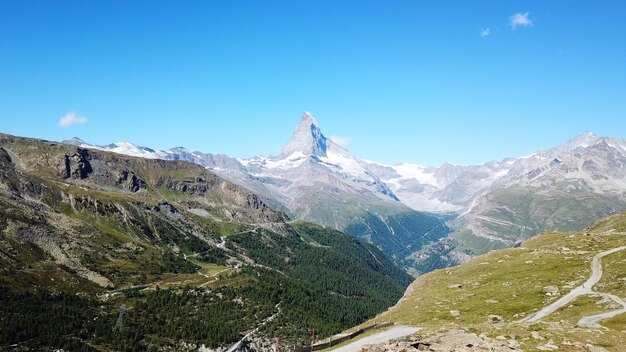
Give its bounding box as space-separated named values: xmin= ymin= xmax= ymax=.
xmin=65 ymin=113 xmax=626 ymax=275
xmin=1 ymin=112 xmax=626 ymax=351
xmin=0 ymin=133 xmax=412 ymax=350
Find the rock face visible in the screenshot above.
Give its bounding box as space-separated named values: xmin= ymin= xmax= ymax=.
xmin=117 ymin=170 xmax=146 ymax=192
xmin=71 ymin=148 xmax=93 ymax=179
xmin=283 ymin=112 xmax=328 ymax=157
xmin=61 ymin=148 xmax=94 ymax=179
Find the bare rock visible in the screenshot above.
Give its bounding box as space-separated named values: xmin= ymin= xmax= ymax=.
xmin=487 ymin=314 xmax=504 ymax=323
xmin=537 ymin=340 xmax=559 ymax=351
xmin=117 ymin=170 xmax=147 ymax=192
xmin=544 ymin=285 xmax=560 ymax=296
xmin=585 ymin=344 xmax=609 ymax=352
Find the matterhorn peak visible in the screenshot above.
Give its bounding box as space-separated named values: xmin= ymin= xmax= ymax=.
xmin=283 ymin=112 xmax=328 ymax=157
xmin=301 ymin=111 xmax=318 ymax=125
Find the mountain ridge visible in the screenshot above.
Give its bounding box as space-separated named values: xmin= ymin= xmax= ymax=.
xmin=59 ymin=115 xmax=626 ymax=274
xmin=61 ymin=113 xmax=450 ymax=274
xmin=0 ymin=132 xmax=412 ymax=350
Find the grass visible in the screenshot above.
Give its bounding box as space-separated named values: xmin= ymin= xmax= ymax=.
xmin=351 ymin=229 xmax=626 ymax=350
xmin=544 ymin=295 xmax=614 ymax=325
xmin=603 ymin=312 xmax=626 ymax=332
xmin=450 ymin=228 xmax=510 ymax=254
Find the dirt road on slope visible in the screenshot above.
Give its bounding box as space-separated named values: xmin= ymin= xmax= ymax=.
xmin=330 ymin=326 xmax=421 ymax=352
xmin=520 ymin=245 xmax=626 ymax=324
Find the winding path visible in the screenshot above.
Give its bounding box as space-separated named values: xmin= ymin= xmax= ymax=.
xmin=330 ymin=326 xmax=421 ymax=352
xmin=520 ymin=245 xmax=626 ymax=325
xmin=578 ymin=293 xmax=626 ymax=327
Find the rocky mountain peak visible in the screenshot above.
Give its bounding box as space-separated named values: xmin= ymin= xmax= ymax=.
xmin=62 ymin=137 xmax=86 ymax=146
xmin=559 ymin=131 xmax=599 ymax=152
xmin=301 ymin=111 xmax=318 ymax=126
xmin=283 ymin=112 xmax=328 ymax=157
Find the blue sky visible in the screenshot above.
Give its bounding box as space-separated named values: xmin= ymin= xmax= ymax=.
xmin=1 ymin=1 xmax=625 ymax=166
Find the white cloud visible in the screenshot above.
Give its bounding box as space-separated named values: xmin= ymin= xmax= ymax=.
xmin=329 ymin=135 xmax=350 ymax=147
xmin=480 ymin=27 xmax=491 ymax=37
xmin=58 ymin=112 xmax=88 ymax=128
xmin=509 ymin=12 xmax=533 ymax=29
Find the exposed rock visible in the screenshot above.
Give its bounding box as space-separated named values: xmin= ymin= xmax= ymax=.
xmin=362 ymin=330 xmax=524 ymax=352
xmin=537 ymin=340 xmax=559 ymax=351
xmin=71 ymin=148 xmax=93 ymax=179
xmin=544 ymin=285 xmax=560 ymax=296
xmin=585 ymin=344 xmax=609 ymax=352
xmin=487 ymin=314 xmax=504 ymax=323
xmin=450 ymin=310 xmax=461 ymax=317
xmin=62 ymin=154 xmax=71 ymax=178
xmin=155 ymin=200 xmax=178 ymax=214
xmin=449 ymin=284 xmax=462 ymax=289
xmin=117 ymin=169 xmax=147 ymax=192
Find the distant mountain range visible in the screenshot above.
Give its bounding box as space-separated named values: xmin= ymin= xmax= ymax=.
xmin=63 ymin=113 xmax=626 ymax=273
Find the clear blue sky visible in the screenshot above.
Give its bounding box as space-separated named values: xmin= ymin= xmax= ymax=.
xmin=1 ymin=1 xmax=625 ymax=166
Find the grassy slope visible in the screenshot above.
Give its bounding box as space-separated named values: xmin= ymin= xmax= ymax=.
xmin=358 ymin=213 xmax=626 ymax=351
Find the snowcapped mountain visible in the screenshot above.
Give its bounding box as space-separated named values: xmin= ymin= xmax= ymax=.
xmin=63 ymin=118 xmax=626 ymax=274
xmin=64 ymin=113 xmax=450 ymax=274
xmin=382 ymin=131 xmax=626 ymax=270
xmin=364 ymin=131 xmax=626 ymax=214
xmin=239 ymin=112 xmax=399 ymax=203
xmin=361 ymin=160 xmax=514 ymax=213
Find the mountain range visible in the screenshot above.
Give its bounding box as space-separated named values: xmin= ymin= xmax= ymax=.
xmin=0 ymin=132 xmax=411 ymax=350
xmin=2 ymin=113 xmax=626 ymax=350
xmin=63 ymin=113 xmax=626 ymax=274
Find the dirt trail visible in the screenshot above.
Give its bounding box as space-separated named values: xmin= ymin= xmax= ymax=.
xmin=330 ymin=326 xmax=421 ymax=352
xmin=520 ymin=245 xmax=626 ymax=324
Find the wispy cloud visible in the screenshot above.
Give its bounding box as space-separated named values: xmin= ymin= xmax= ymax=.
xmin=480 ymin=27 xmax=491 ymax=37
xmin=59 ymin=112 xmax=88 ymax=128
xmin=329 ymin=135 xmax=350 ymax=147
xmin=509 ymin=12 xmax=533 ymax=29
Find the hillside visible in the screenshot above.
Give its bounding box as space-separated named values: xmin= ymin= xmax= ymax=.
xmin=337 ymin=212 xmax=626 ymax=351
xmin=65 ymin=113 xmax=452 ymax=275
xmin=0 ymin=133 xmax=412 ymax=351
xmin=367 ymin=132 xmax=626 ymax=272
xmin=65 ymin=120 xmax=626 ymax=277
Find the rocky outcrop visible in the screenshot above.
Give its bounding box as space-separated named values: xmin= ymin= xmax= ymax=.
xmin=61 ymin=148 xmax=93 ymax=179
xmin=361 ymin=330 xmax=523 ymax=352
xmin=117 ymin=170 xmax=146 ymax=192
xmin=0 ymin=147 xmax=11 ymax=165
xmin=154 ymin=200 xmax=178 ymax=214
